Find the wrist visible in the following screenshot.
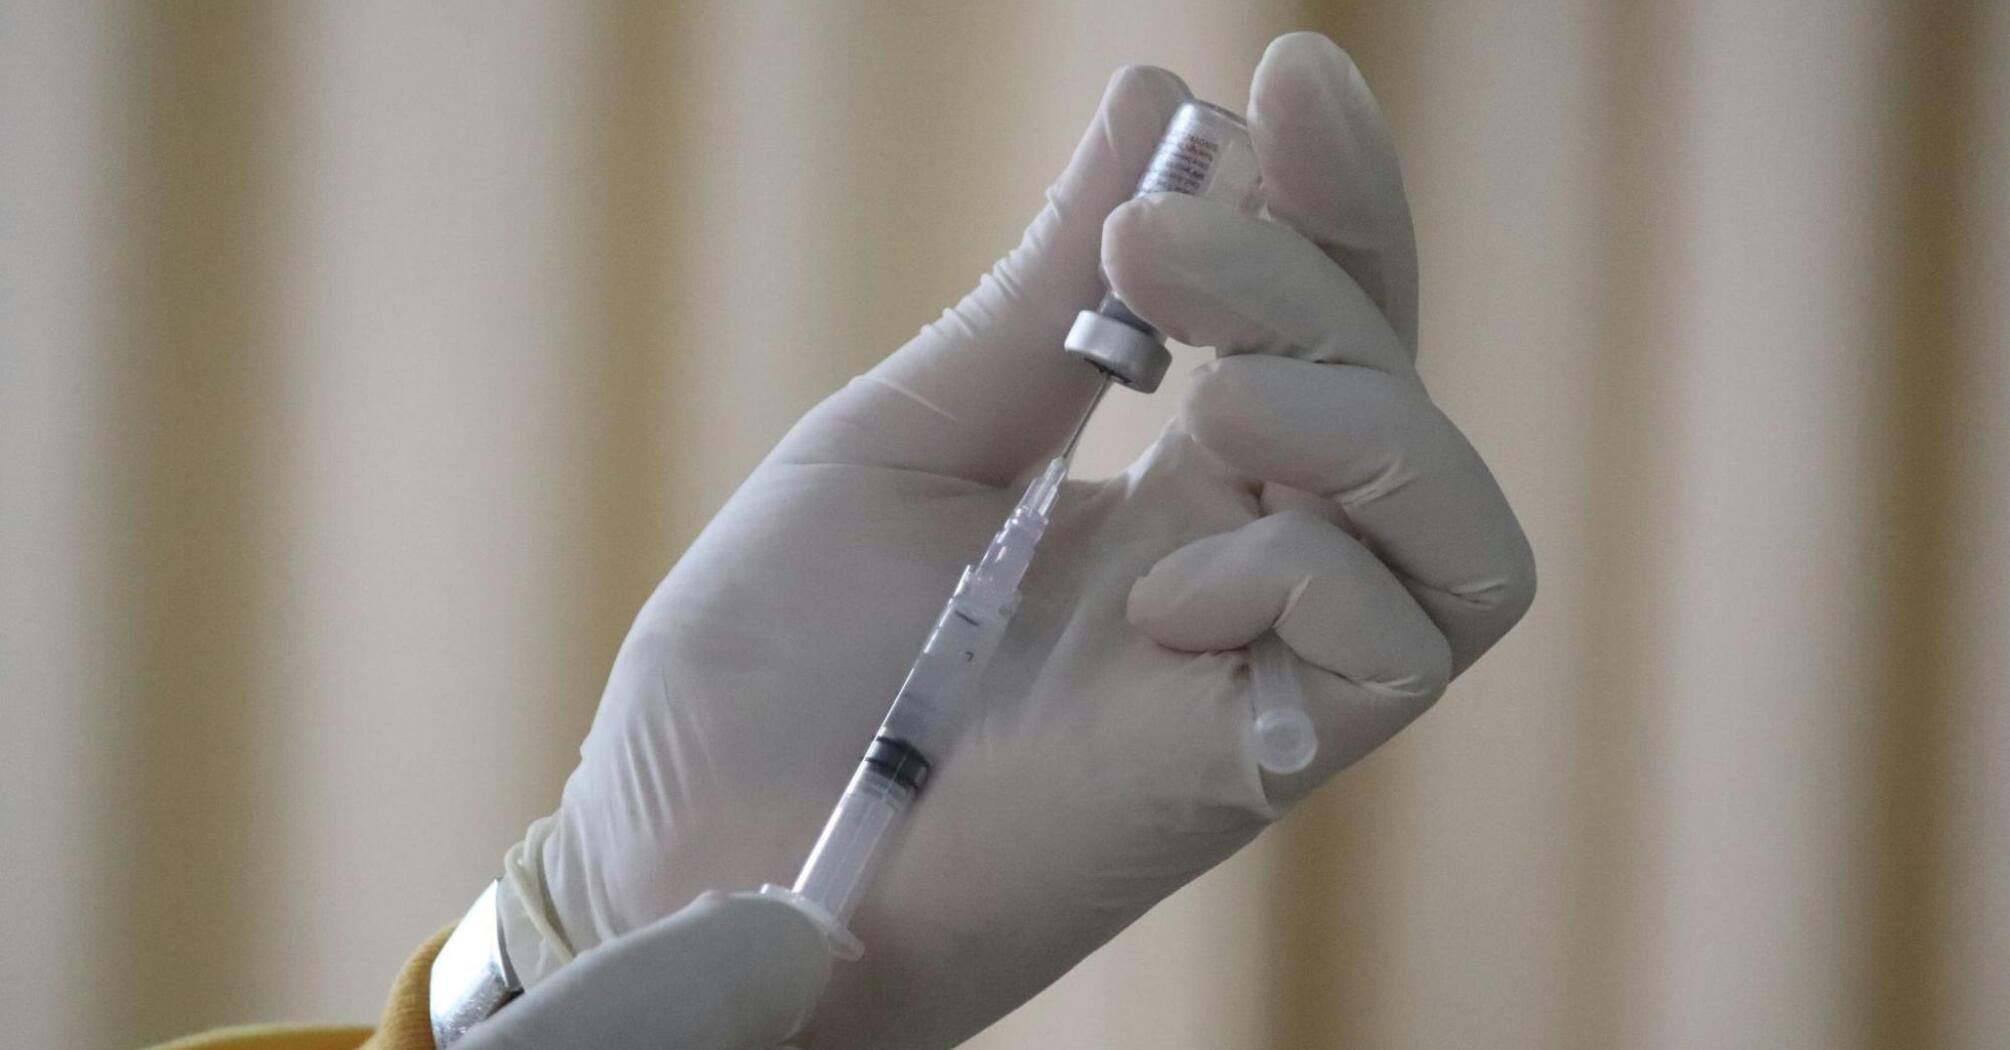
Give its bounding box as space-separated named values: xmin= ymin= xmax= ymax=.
xmin=427 ymin=818 xmax=577 ymax=1048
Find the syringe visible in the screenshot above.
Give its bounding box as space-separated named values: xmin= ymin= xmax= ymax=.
xmin=763 ymin=99 xmax=1317 ymax=959
xmin=760 ymin=418 xmax=1089 ymax=957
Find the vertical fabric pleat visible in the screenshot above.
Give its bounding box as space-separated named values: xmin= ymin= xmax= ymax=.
xmin=1941 ymin=7 xmax=2010 ymax=1048
xmin=103 ymin=4 xmax=290 ymax=1040
xmin=3 ymin=4 xmax=134 ymax=1047
xmin=268 ymin=1 xmax=600 ymax=1025
xmin=1647 ymin=1 xmax=1890 ymax=1044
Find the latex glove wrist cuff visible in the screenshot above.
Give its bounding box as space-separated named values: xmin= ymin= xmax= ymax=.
xmin=496 ymin=827 xmax=577 ymax=988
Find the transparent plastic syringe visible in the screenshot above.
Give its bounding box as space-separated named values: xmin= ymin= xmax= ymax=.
xmin=763 ymin=99 xmax=1317 ymax=959
xmin=758 ymin=390 xmax=1097 ymax=955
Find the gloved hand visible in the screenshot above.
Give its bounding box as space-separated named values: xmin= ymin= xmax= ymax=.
xmin=498 ymin=31 xmax=1534 ymax=1050
xmin=458 ymin=892 xmax=830 ymax=1050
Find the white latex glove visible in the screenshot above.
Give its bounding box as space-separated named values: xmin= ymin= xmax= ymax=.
xmin=459 ymin=892 xmax=829 ymax=1050
xmin=502 ymin=32 xmax=1534 ymax=1049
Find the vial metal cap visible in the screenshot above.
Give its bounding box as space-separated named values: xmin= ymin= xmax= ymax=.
xmin=1064 ymin=303 xmax=1170 ymax=392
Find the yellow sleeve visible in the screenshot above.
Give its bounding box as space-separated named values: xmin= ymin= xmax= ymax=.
xmin=148 ymin=928 xmax=451 ymax=1050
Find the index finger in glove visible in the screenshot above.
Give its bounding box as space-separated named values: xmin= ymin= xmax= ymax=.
xmin=1184 ymin=355 xmax=1536 ymax=673
xmin=1102 ymin=193 xmax=1414 ymax=378
xmin=457 ymin=892 xmax=829 ymax=1050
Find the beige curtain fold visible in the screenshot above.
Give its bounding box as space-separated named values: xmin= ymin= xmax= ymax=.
xmin=3 ymin=2 xmax=2003 ymax=1048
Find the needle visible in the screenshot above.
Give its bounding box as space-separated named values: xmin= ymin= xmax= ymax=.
xmin=1057 ymin=372 xmax=1113 ymax=468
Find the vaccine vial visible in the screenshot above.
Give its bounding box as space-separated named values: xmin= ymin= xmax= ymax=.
xmin=1136 ymin=100 xmax=1263 ymax=213
xmin=1063 ymin=100 xmax=1262 ymax=393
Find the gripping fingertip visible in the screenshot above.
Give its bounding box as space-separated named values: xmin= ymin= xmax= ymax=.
xmin=1105 ymin=62 xmax=1191 ymax=108
xmin=1051 ymin=64 xmax=1189 ymax=231
xmin=1251 ymin=33 xmax=1379 ymax=153
xmin=1089 ymin=65 xmax=1190 ymax=182
xmin=1125 ymin=570 xmax=1186 ymax=649
xmin=1262 ymin=31 xmax=1358 ymax=78
xmin=1257 ymin=33 xmax=1357 ymax=99
xmin=1098 ymin=195 xmax=1156 ymax=287
xmin=1180 ymin=355 xmax=1274 ymax=461
xmin=1125 ymin=541 xmax=1221 ymax=650
xmin=1100 ymin=193 xmax=1242 ymax=346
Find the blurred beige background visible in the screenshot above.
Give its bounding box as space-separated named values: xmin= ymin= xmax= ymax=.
xmin=4 ymin=1 xmax=2006 ymax=1047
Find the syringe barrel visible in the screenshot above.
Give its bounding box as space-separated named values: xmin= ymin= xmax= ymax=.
xmin=781 ymin=456 xmax=1062 ymax=957
xmin=789 ymin=581 xmax=1015 ymax=940
xmin=785 ymin=589 xmax=1005 ymax=938
xmin=792 ymin=760 xmax=914 ymax=932
xmin=1064 ymin=99 xmax=1263 ymax=393
xmin=878 ymin=569 xmax=1012 ymax=756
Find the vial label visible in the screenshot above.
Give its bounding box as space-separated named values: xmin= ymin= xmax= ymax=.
xmin=1139 ymin=131 xmax=1224 ymax=197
